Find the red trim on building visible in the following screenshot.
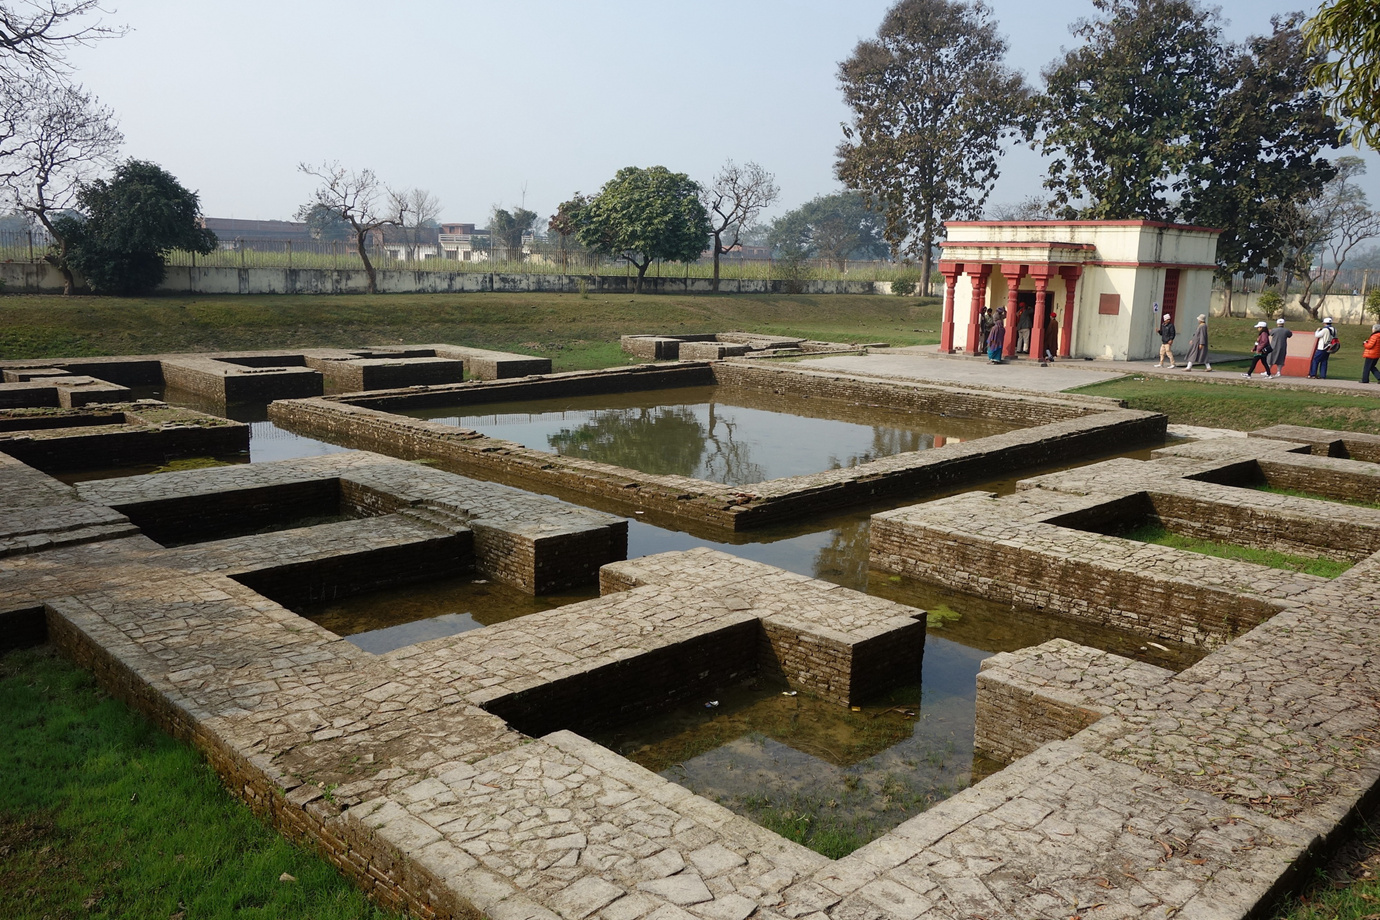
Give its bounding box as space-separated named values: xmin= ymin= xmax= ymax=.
xmin=938 ymin=240 xmax=1096 ymax=250
xmin=945 ymin=219 xmax=1223 ymax=233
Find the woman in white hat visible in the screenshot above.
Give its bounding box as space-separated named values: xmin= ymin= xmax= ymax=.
xmin=1243 ymin=321 xmax=1273 ymax=378
xmin=1183 ymin=315 xmax=1211 ymax=371
xmin=1309 ymin=317 xmax=1336 ymax=379
xmin=1268 ymin=318 xmax=1291 ymax=377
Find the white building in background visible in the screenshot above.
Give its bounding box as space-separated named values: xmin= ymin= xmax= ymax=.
xmin=938 ymin=220 xmax=1221 ymax=362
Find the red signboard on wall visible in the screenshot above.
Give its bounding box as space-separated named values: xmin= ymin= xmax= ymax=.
xmin=1098 ymin=293 xmax=1120 ymax=315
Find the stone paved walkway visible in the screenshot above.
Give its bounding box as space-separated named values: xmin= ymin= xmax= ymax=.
xmin=6 ymin=426 xmax=1380 ymax=918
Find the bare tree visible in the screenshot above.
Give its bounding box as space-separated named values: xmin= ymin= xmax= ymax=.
xmin=1278 ymin=156 xmax=1380 ymax=319
xmin=296 ymin=161 xmax=400 ymax=294
xmin=702 ymin=160 xmax=779 ymax=292
xmin=0 ymin=75 xmax=120 ymax=292
xmin=0 ymin=1 xmax=125 ymax=79
xmin=387 ymin=187 xmax=441 ymax=262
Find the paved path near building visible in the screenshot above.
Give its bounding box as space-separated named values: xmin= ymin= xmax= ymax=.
xmin=798 ymin=349 xmax=1127 ymax=394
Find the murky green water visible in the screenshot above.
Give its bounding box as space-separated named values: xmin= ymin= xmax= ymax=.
xmin=402 ymin=386 xmax=1020 ymax=486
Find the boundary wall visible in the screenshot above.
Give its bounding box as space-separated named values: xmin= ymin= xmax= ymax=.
xmin=0 ymin=261 xmax=889 ymax=296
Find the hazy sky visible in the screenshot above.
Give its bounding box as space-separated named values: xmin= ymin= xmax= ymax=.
xmin=62 ymin=0 xmax=1380 ymax=226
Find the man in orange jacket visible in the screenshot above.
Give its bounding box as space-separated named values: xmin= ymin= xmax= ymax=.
xmin=1362 ymin=323 xmax=1380 ymax=384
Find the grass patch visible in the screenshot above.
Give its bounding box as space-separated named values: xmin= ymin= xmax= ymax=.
xmin=1255 ymin=484 xmax=1380 ymax=510
xmin=0 ymin=292 xmax=941 ymax=374
xmin=151 ymin=457 xmax=237 ymax=474
xmin=1120 ymin=522 xmax=1351 ymax=577
xmin=743 ymin=793 xmax=868 ymax=860
xmin=1072 ymin=377 xmax=1380 ymax=435
xmin=0 ymin=646 xmax=400 ymax=920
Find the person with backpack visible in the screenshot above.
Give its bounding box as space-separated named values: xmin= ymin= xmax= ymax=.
xmin=1361 ymin=323 xmax=1380 ymax=384
xmin=1309 ymin=317 xmax=1337 ymax=379
xmin=1242 ymin=321 xmax=1273 ymax=378
xmin=1268 ymin=318 xmax=1292 ymax=377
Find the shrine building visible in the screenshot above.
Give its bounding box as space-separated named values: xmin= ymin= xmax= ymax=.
xmin=937 ymin=220 xmax=1221 ymax=362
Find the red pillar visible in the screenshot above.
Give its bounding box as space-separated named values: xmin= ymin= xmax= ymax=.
xmin=1000 ymin=264 xmax=1025 ymax=358
xmin=964 ymin=265 xmax=990 ymax=354
xmin=939 ymin=261 xmax=962 ymax=353
xmin=1029 ymin=266 xmax=1055 ymax=362
xmin=1058 ymin=265 xmax=1082 ymax=358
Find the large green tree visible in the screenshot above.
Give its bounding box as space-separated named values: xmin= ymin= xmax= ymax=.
xmin=1034 ymin=0 xmax=1225 ymax=220
xmin=57 ymin=158 xmax=215 ymax=295
xmin=1184 ymin=14 xmax=1340 ymax=287
xmin=835 ymin=0 xmax=1027 ymax=294
xmin=1305 ymin=0 xmax=1380 ymax=151
xmin=767 ymin=192 xmax=888 ymax=271
xmin=490 ymin=206 xmax=537 ymax=262
xmin=573 ymin=166 xmax=709 ymax=293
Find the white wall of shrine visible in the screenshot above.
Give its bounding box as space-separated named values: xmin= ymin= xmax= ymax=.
xmin=943 ymin=221 xmax=1219 ymax=362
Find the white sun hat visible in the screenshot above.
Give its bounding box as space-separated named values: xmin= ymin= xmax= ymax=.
xmin=1255 ymin=321 xmax=1268 ymax=328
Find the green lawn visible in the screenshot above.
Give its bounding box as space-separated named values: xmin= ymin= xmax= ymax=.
xmin=0 ymin=291 xmax=942 ymax=371
xmin=1119 ymin=522 xmax=1351 ymax=578
xmin=0 ymin=647 xmax=401 ymax=920
xmin=1073 ymin=376 xmax=1380 ymax=434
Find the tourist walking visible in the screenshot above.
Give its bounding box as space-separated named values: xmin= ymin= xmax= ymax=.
xmin=1042 ymin=311 xmax=1059 ymax=364
xmin=987 ymin=309 xmax=1006 ymax=364
xmin=1268 ymin=318 xmax=1291 ymax=377
xmin=1016 ymin=305 xmax=1033 ymax=355
xmin=1183 ymin=314 xmax=1211 ymax=371
xmin=1156 ymin=313 xmax=1177 ymax=367
xmin=1309 ymin=317 xmax=1336 ymax=379
xmin=1362 ymin=323 xmax=1380 ymax=384
xmin=1242 ymin=321 xmax=1273 ymax=378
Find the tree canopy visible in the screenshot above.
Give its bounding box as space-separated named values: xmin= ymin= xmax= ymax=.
xmin=1034 ymin=0 xmax=1225 ymax=220
xmin=58 ymin=158 xmax=215 ymax=295
xmin=768 ymin=191 xmax=888 ymax=271
xmin=573 ymin=166 xmax=709 ymax=293
xmin=1305 ymin=0 xmax=1380 ymax=151
xmin=836 ymin=0 xmax=1027 ymax=293
xmin=1183 ymin=14 xmax=1341 ymax=282
xmin=490 ymin=206 xmax=537 ymax=261
xmin=1031 ymin=0 xmax=1341 ymax=286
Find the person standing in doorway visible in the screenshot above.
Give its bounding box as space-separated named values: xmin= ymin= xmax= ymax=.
xmin=1361 ymin=323 xmax=1380 ymax=383
xmin=1183 ymin=314 xmax=1211 ymax=371
xmin=1042 ymin=311 xmax=1059 ymax=364
xmin=1268 ymin=318 xmax=1291 ymax=377
xmin=987 ymin=309 xmax=1007 ymax=364
xmin=1243 ymin=321 xmax=1273 ymax=378
xmin=1015 ymin=304 xmax=1033 ymax=355
xmin=1309 ymin=317 xmax=1336 ymax=378
xmin=979 ymin=307 xmax=993 ymax=353
xmin=1156 ymin=313 xmax=1177 ymax=367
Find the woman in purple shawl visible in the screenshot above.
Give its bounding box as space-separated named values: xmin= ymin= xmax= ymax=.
xmin=987 ymin=309 xmax=1006 ymax=364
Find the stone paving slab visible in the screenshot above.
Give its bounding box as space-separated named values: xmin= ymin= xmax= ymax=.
xmin=8 ymin=397 xmax=1380 ymax=918
xmin=798 ymin=350 xmax=1127 ymax=395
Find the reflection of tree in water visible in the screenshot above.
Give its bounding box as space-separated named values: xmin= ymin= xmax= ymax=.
xmin=545 ymin=403 xmax=768 ymax=486
xmin=827 ymin=427 xmax=932 ymax=470
xmin=811 ymin=518 xmax=873 ymax=590
xmin=546 ymin=406 xmax=709 ymax=477
xmin=701 ymin=403 xmax=765 ymax=486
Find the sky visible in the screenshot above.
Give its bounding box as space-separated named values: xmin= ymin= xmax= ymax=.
xmin=60 ymin=0 xmax=1380 ymax=228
